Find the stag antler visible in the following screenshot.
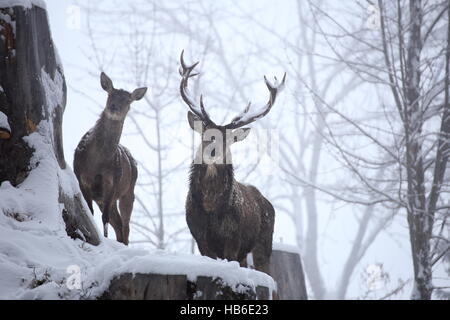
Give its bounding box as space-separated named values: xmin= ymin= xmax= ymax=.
xmin=179 ymin=50 xmax=216 ymax=126
xmin=180 ymin=50 xmax=285 ymax=128
xmin=224 ymin=72 xmax=286 ymax=129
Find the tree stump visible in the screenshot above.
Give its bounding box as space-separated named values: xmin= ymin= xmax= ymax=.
xmin=0 ymin=2 xmax=100 ymax=244
xmin=269 ymin=247 xmax=307 ymax=300
xmin=100 ymin=273 xmax=272 ymax=300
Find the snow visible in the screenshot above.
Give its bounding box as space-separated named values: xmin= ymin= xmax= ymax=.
xmin=0 ymin=10 xmax=16 ymax=36
xmin=0 ymin=111 xmax=10 ymax=132
xmin=264 ymin=74 xmax=286 ymax=92
xmin=0 ymin=119 xmax=275 ymax=299
xmin=0 ymin=0 xmax=46 ymax=9
xmin=1 ymin=60 xmax=275 ymax=299
xmin=85 ymin=249 xmax=276 ymax=298
xmin=0 ymin=112 xmax=274 ymax=299
xmin=272 ymin=242 xmax=301 ymax=254
xmin=54 ymin=47 xmax=63 ymax=73
xmin=41 ymin=68 xmax=64 ymax=116
xmin=230 ymin=74 xmax=286 ymax=125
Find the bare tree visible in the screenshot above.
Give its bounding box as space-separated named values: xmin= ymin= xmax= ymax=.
xmin=75 ymin=0 xmax=449 ymax=300
xmin=232 ymin=0 xmax=406 ymax=299
xmin=299 ymin=0 xmax=450 ymax=299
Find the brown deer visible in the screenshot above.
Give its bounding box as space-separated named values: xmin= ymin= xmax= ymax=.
xmin=74 ymin=72 xmax=147 ymax=245
xmin=180 ymin=51 xmax=285 ymax=274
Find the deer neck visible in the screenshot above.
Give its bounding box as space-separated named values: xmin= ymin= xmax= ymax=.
xmin=89 ymin=111 xmax=125 ymax=157
xmin=189 ymin=163 xmax=235 ymax=213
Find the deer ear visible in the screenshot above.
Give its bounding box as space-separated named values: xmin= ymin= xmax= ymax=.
xmin=187 ymin=111 xmax=204 ymax=133
xmin=131 ymin=87 xmax=147 ymax=101
xmin=100 ymin=72 xmax=114 ymax=93
xmin=231 ymin=128 xmax=251 ymax=143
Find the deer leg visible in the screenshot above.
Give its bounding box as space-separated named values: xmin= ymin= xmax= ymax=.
xmin=239 ymin=256 xmax=248 ymax=268
xmin=80 ymin=186 xmax=94 ymax=215
xmin=251 ymin=244 xmax=271 ymax=275
xmin=109 ymin=203 xmax=124 ymax=244
xmin=252 ymin=204 xmax=274 ymax=275
xmin=119 ymin=191 xmax=134 ymax=246
xmin=101 ymin=195 xmax=115 ymax=239
xmin=101 ymin=207 xmax=109 ymax=238
xmin=198 ymin=243 xmax=218 ymax=260
xmin=223 ymin=239 xmax=240 ymax=263
xmin=101 ymin=198 xmax=123 ymax=243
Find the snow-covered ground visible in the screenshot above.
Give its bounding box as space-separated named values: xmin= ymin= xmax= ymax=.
xmin=0 ymin=63 xmax=275 ymax=300
xmin=0 ymin=123 xmax=275 ymax=299
xmin=0 ymin=116 xmax=275 ymax=299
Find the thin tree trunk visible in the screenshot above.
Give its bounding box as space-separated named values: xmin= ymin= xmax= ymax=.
xmin=427 ymin=0 xmax=450 ymax=247
xmin=404 ymin=0 xmax=432 ymax=300
xmin=336 ymin=205 xmax=374 ymax=299
xmin=155 ymin=109 xmax=164 ymax=249
xmin=303 ymin=129 xmax=327 ymax=299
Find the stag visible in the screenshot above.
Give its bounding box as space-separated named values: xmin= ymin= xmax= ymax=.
xmin=180 ymin=51 xmax=285 ymax=273
xmin=74 ymin=72 xmax=147 ymax=245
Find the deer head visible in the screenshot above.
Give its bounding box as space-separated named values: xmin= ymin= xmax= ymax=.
xmin=179 ymin=50 xmax=285 ymax=165
xmin=100 ymin=72 xmax=147 ymax=121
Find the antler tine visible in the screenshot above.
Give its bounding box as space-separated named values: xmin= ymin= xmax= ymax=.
xmin=265 ymin=72 xmax=286 ymax=93
xmin=179 ymin=50 xmax=199 ymax=78
xmin=200 ymin=95 xmax=211 ymax=119
xmin=225 ymin=72 xmax=286 ymax=129
xmin=230 ymin=101 xmax=252 ymax=123
xmin=179 ymin=50 xmax=215 ymax=125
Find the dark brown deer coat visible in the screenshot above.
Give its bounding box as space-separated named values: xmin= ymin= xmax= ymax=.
xmin=186 ymin=159 xmax=275 ymax=273
xmin=74 ymin=72 xmax=147 ymax=245
xmin=180 ymin=51 xmax=284 ymax=273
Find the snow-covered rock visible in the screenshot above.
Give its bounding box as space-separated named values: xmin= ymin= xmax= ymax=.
xmin=0 ymin=111 xmax=10 ymax=132
xmin=0 ymin=120 xmax=274 ymax=299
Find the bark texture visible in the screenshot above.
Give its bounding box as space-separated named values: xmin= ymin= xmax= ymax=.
xmin=269 ymin=249 xmax=307 ymax=300
xmin=0 ymin=4 xmax=100 ymax=245
xmin=100 ymin=273 xmax=272 ymax=300
xmin=100 ymin=249 xmax=307 ymax=300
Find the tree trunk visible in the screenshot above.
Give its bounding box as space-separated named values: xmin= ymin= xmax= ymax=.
xmin=404 ymin=0 xmax=432 ymax=300
xmin=269 ymin=248 xmax=308 ymax=300
xmin=0 ymin=3 xmax=100 ymax=245
xmin=100 ymin=273 xmax=273 ymax=300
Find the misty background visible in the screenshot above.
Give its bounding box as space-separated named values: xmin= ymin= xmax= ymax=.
xmin=43 ymin=0 xmax=449 ymax=299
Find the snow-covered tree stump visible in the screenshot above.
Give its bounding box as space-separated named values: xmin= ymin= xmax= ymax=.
xmin=100 ymin=273 xmax=272 ymax=300
xmin=98 ymin=253 xmax=276 ymax=300
xmin=0 ymin=1 xmax=99 ymax=244
xmin=98 ymin=247 xmax=307 ymax=301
